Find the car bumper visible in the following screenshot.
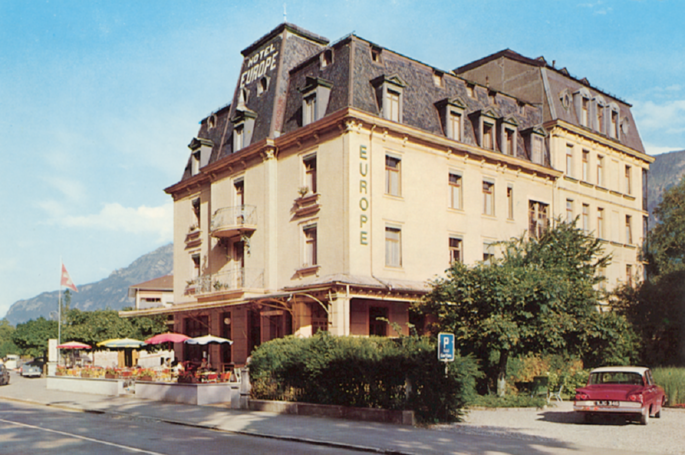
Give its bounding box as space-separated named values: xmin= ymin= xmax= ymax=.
xmin=21 ymin=370 xmax=42 ymax=377
xmin=574 ymin=400 xmax=644 ymax=414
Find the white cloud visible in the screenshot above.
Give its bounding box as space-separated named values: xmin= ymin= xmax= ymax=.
xmin=632 ymin=99 xmax=685 ymax=135
xmin=61 ymin=201 xmax=173 ymax=242
xmin=643 ymin=143 xmax=683 ymax=156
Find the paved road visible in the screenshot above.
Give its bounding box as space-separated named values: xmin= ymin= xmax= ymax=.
xmin=0 ymin=371 xmax=674 ymax=455
xmin=0 ymin=375 xmax=360 ymax=455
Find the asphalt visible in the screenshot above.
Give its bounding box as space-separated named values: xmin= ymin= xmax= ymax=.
xmin=0 ymin=372 xmax=651 ymax=455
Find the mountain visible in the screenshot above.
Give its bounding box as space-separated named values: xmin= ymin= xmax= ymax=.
xmin=648 ymin=149 xmax=685 ymax=221
xmin=4 ymin=243 xmax=173 ymax=326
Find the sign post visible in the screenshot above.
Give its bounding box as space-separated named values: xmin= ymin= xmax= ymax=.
xmin=437 ymin=332 xmax=455 ymax=376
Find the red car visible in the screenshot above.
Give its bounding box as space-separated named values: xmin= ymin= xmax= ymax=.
xmin=574 ymin=366 xmax=666 ymax=425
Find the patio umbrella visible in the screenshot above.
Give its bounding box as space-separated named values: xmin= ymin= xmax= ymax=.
xmin=97 ymin=338 xmax=146 ymax=349
xmin=57 ymin=341 xmax=92 ymax=349
xmin=145 ymin=332 xmax=190 ymax=345
xmin=56 ymin=341 xmax=92 ymax=367
xmin=184 ymin=335 xmax=232 ymax=345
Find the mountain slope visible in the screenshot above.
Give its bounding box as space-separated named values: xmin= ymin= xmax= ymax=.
xmin=4 ymin=243 xmax=173 ymax=326
xmin=648 ymin=149 xmax=685 ymax=220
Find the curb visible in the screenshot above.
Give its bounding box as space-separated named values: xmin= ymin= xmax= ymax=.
xmin=0 ymin=395 xmax=417 ymax=455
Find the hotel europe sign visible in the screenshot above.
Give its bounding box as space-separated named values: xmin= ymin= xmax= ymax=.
xmin=240 ymin=42 xmax=279 ymax=89
xmin=359 ymin=145 xmax=369 ymax=245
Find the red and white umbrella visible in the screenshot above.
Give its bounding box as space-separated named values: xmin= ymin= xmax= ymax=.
xmin=57 ymin=341 xmax=92 ymax=349
xmin=145 ymin=332 xmax=190 ymax=345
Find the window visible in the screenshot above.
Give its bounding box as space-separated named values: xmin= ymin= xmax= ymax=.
xmin=566 ymin=145 xmax=573 ymax=176
xmin=303 ymin=94 xmax=317 ymax=126
xmin=566 ymin=199 xmax=574 ymax=223
xmin=482 ymin=242 xmax=495 ymax=264
xmin=625 ymin=215 xmax=632 ymax=244
xmin=610 ymin=109 xmax=619 ymax=138
xmin=449 ymin=236 xmax=462 ymax=264
xmin=597 ymin=208 xmax=604 ymax=239
xmin=642 ymin=168 xmax=649 ymax=211
xmin=626 ymin=264 xmax=633 ymax=287
xmin=257 ymin=76 xmax=269 ymax=96
xmin=596 ymin=102 xmax=604 ymax=133
xmin=597 ymin=155 xmax=604 ymax=187
xmin=386 ymin=89 xmax=401 ymax=122
xmin=234 ymin=180 xmax=244 ymax=207
xmin=385 ymin=227 xmax=402 ymax=267
xmin=234 ymin=125 xmax=244 ymax=151
xmin=482 ymin=122 xmax=494 ymax=150
xmin=482 ymin=181 xmax=494 ymax=216
xmin=192 ymin=198 xmax=201 ymax=228
xmin=448 ymin=110 xmax=462 ymax=141
xmin=449 ymin=172 xmax=462 ymax=209
xmin=385 ymin=155 xmax=401 ymax=196
xmin=304 ymin=155 xmax=317 ymax=194
xmin=191 ymin=151 xmax=201 ymax=176
xmin=503 ymin=128 xmax=515 ymax=156
xmin=582 ymin=204 xmax=589 ymax=232
xmin=369 ymin=306 xmax=388 ymax=336
xmin=531 ymin=136 xmax=543 ymax=164
xmin=507 ymin=185 xmax=514 ymax=219
xmin=191 ymin=253 xmax=201 ymax=281
xmin=625 ymin=165 xmax=632 ymax=195
xmin=581 ymin=97 xmax=589 ymax=127
xmin=303 ymin=225 xmax=318 ymax=267
xmin=529 ymin=201 xmax=549 ymax=239
xmin=582 ymin=150 xmax=589 ymax=181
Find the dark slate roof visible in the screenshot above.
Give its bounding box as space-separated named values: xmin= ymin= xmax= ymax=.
xmin=177 ymin=25 xmax=564 ymax=184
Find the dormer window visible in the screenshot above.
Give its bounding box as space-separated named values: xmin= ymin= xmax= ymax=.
xmin=593 ymin=96 xmax=605 ymax=133
xmin=188 ymin=137 xmax=213 ymax=176
xmin=231 ymin=106 xmax=257 ymax=152
xmin=609 ymin=103 xmax=620 ymax=139
xmin=299 ymin=77 xmax=333 ymax=126
xmin=435 ymin=97 xmax=466 ymax=142
xmin=470 ymin=108 xmax=499 ymax=151
xmin=522 ymin=126 xmax=546 ymax=165
xmin=321 ymin=49 xmax=333 ymax=68
xmin=371 ymin=46 xmax=382 ymax=64
xmin=573 ymin=88 xmax=591 ymax=127
xmin=257 ymin=76 xmax=270 ymax=96
xmin=499 ymin=117 xmax=519 ymax=156
xmin=371 ymin=75 xmax=406 ymax=123
xmin=433 ymin=70 xmax=444 ymax=88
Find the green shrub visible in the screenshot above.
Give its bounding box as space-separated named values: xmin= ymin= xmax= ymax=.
xmin=652 ymin=367 xmax=685 ymax=406
xmin=471 ymin=394 xmax=547 ymax=408
xmin=249 ymin=332 xmax=481 ymax=423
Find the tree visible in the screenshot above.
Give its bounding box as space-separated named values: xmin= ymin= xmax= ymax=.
xmin=0 ymin=319 xmax=19 ymax=358
xmin=12 ymin=317 xmax=58 ymax=358
xmin=647 ymin=176 xmax=685 ymax=276
xmin=420 ymin=220 xmax=634 ymax=394
xmin=63 ymin=309 xmax=167 ymax=348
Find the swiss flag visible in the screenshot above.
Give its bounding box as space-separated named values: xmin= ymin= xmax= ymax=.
xmin=61 ymin=264 xmax=78 ymax=292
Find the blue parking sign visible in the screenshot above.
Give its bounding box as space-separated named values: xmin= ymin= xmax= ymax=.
xmin=438 ymin=333 xmax=455 ymax=362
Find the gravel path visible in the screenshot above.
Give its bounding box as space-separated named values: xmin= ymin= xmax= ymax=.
xmin=434 ymin=401 xmax=685 ymax=455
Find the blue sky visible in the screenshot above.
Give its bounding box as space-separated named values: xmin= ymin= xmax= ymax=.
xmin=1 ymin=0 xmax=683 ymax=319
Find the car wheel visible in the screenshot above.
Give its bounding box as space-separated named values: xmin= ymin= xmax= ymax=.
xmin=640 ymin=409 xmax=650 ymax=425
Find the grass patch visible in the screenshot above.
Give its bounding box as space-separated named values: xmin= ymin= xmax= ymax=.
xmin=470 ymin=394 xmax=548 ymax=408
xmin=652 ymin=367 xmax=685 ymax=406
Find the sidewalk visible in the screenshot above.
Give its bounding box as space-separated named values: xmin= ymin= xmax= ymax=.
xmin=0 ymin=373 xmax=650 ymax=455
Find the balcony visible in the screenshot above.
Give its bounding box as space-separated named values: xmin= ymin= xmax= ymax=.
xmin=210 ymin=205 xmax=257 ymax=238
xmin=192 ymin=268 xmax=264 ymax=297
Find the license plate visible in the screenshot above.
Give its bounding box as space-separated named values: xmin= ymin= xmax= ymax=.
xmin=595 ymin=400 xmax=619 ymax=407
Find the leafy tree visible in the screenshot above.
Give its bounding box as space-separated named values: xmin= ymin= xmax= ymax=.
xmin=0 ymin=319 xmax=19 ymax=358
xmin=419 ymin=220 xmax=634 ymax=394
xmin=62 ymin=309 xmax=167 ymax=347
xmin=647 ymin=176 xmax=685 ymax=276
xmin=12 ymin=317 xmax=58 ymax=358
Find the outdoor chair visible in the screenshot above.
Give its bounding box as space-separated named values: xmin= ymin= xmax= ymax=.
xmin=549 ymin=384 xmax=563 ymax=402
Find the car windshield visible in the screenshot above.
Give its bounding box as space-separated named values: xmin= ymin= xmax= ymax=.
xmin=589 ymin=372 xmax=643 ymax=385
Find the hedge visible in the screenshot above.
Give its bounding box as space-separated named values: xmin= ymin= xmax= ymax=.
xmin=249 ymin=332 xmax=481 ymax=423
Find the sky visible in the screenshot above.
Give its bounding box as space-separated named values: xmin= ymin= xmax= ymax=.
xmin=1 ymin=0 xmax=684 ymax=320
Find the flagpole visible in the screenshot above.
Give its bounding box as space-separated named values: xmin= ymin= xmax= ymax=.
xmin=58 ymin=258 xmax=62 ymax=366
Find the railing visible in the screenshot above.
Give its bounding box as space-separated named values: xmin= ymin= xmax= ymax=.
xmin=193 ymin=268 xmax=264 ymax=295
xmin=211 ymin=205 xmax=257 ymax=235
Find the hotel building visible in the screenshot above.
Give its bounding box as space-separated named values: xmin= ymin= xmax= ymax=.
xmin=121 ymin=24 xmax=652 ymax=372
